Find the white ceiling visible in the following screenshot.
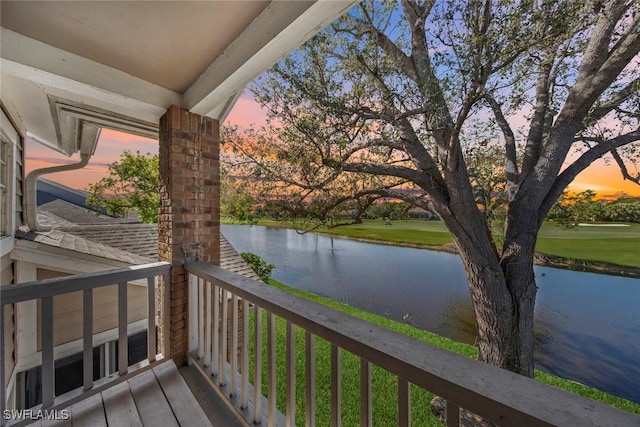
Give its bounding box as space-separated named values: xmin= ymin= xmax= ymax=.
xmin=0 ymin=0 xmax=358 ymax=155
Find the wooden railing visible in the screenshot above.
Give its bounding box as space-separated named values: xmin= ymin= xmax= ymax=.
xmin=186 ymin=261 xmax=640 ymax=427
xmin=0 ymin=262 xmax=170 ymax=425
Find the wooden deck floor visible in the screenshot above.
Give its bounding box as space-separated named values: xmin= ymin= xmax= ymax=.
xmin=27 ymin=361 xmax=216 ymax=427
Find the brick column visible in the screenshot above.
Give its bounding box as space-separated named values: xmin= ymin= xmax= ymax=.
xmin=158 ymin=105 xmax=220 ymax=365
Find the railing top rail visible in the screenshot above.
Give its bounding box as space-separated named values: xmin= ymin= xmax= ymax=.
xmin=1 ymin=261 xmax=170 ymax=305
xmin=186 ymin=261 xmax=640 ymax=427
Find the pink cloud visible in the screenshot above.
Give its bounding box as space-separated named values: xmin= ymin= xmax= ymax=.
xmin=224 ymin=90 xmax=268 ymax=128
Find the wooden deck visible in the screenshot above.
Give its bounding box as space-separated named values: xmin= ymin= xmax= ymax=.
xmin=27 ymin=361 xmax=216 ymax=427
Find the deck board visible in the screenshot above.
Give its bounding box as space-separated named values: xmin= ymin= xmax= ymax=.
xmin=127 ymin=369 xmax=179 ymax=427
xmin=153 ymin=361 xmax=212 ymax=427
xmin=26 ymin=360 xmax=221 ymax=427
xmin=69 ymin=393 xmax=107 ymax=427
xmin=102 ymin=380 xmax=143 ymax=427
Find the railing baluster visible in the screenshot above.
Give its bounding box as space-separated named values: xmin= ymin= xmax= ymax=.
xmin=231 ymin=294 xmax=239 ymax=395
xmin=162 ymin=272 xmax=170 ymax=357
xmin=253 ymin=307 xmax=263 ymax=424
xmin=212 ymin=283 xmax=220 ymax=376
xmin=305 ymin=331 xmax=316 ymax=427
xmin=41 ymin=296 xmax=55 ymax=407
xmin=118 ymin=282 xmax=128 ymax=376
xmin=241 ymin=299 xmax=249 ymax=409
xmin=268 ymin=312 xmax=277 ymax=427
xmin=446 ymin=400 xmax=461 ymax=427
xmin=331 ymin=345 xmax=341 ymax=427
xmin=188 ymin=273 xmax=198 ymax=355
xmin=204 ymin=279 xmax=212 ymax=370
xmin=398 ymin=377 xmax=410 ymax=427
xmin=147 ymin=276 xmax=156 ymax=362
xmin=83 ymin=289 xmax=93 ymax=390
xmin=198 ymin=275 xmax=205 ymax=361
xmin=220 ymin=289 xmax=228 ymax=386
xmin=360 ymin=358 xmax=372 ymax=427
xmin=286 ymin=320 xmax=296 ymax=427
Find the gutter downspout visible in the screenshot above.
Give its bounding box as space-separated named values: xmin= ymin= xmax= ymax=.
xmin=25 ymin=153 xmax=91 ymax=232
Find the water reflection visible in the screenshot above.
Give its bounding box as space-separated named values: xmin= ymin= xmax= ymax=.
xmin=222 ymin=225 xmax=640 ymax=403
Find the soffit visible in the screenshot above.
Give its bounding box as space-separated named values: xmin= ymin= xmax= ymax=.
xmin=1 ymin=1 xmax=269 ymax=93
xmin=0 ymin=0 xmax=359 ymax=155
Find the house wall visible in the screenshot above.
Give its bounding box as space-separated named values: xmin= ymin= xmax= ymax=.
xmin=1 ymin=105 xmax=21 ymax=409
xmin=35 ymin=269 xmax=148 ymax=350
xmin=1 ymin=254 xmax=15 ymax=392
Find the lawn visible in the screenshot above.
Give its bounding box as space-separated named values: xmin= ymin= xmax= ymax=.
xmin=247 ymin=279 xmax=640 ymax=426
xmin=243 ymin=218 xmax=640 ymax=268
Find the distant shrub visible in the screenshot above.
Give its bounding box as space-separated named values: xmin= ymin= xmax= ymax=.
xmin=240 ymin=252 xmax=275 ymax=282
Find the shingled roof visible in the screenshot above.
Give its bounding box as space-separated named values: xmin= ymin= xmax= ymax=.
xmin=18 ymin=200 xmax=260 ymax=281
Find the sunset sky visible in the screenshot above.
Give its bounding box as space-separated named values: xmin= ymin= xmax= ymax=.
xmin=25 ymin=91 xmax=640 ymax=198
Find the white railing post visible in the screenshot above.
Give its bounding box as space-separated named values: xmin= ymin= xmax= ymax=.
xmin=268 ymin=312 xmax=277 ymax=427
xmin=83 ymin=289 xmax=93 ymax=390
xmin=147 ymin=276 xmax=157 ymax=363
xmin=331 ymin=345 xmax=341 ymax=427
xmin=212 ymin=284 xmax=220 ymax=376
xmin=241 ymin=299 xmax=249 ymax=409
xmin=118 ymin=282 xmax=128 ymax=376
xmin=305 ymin=331 xmax=316 ymax=427
xmin=188 ymin=273 xmax=198 ymax=356
xmin=220 ymin=290 xmax=228 ymax=387
xmin=253 ymin=307 xmax=263 ymax=424
xmin=198 ymin=276 xmax=205 ymax=361
xmin=231 ymin=294 xmax=239 ymax=396
xmin=41 ymin=296 xmax=55 ymax=407
xmin=204 ymin=279 xmax=212 ymax=369
xmin=286 ymin=320 xmax=296 ymax=427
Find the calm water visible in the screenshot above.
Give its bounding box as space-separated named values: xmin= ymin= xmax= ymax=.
xmin=222 ymin=224 xmax=640 ymax=403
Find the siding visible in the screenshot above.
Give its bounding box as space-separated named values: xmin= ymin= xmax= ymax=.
xmin=1 ymin=254 xmax=15 ymax=388
xmin=36 ymin=269 xmax=148 ymax=349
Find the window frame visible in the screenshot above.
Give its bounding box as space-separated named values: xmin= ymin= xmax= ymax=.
xmin=0 ymin=107 xmax=19 ymax=256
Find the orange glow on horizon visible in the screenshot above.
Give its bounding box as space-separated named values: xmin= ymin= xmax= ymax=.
xmin=23 ymin=96 xmax=640 ymax=199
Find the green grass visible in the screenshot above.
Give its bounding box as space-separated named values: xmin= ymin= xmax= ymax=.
xmin=232 ymin=218 xmax=640 ymax=268
xmin=536 ymin=222 xmax=640 ymax=267
xmin=246 ymin=279 xmax=639 ymax=426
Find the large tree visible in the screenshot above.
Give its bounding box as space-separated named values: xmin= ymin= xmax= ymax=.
xmin=86 ymin=151 xmax=159 ymax=223
xmin=225 ymin=0 xmax=640 ymax=376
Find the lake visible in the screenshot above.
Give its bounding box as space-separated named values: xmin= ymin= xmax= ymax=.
xmin=222 ymin=224 xmax=640 ymax=403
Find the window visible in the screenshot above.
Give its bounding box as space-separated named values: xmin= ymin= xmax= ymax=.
xmin=15 ymin=330 xmax=148 ymax=409
xmin=0 ymin=136 xmax=9 ymax=236
xmin=0 ymin=108 xmax=18 ymax=239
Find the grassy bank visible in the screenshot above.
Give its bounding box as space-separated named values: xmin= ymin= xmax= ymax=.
xmin=247 ymin=279 xmax=639 ymax=426
xmin=233 ymin=218 xmax=640 ymax=269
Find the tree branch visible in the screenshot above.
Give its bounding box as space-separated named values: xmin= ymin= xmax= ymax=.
xmin=484 ymin=95 xmax=519 ymax=200
xmin=611 ymin=148 xmax=640 ymax=186
xmin=584 ymin=76 xmax=640 ymax=127
xmin=540 ymin=128 xmax=640 ymax=219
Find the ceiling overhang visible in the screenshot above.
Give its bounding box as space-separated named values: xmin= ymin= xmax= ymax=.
xmin=0 ymin=0 xmax=359 ymax=156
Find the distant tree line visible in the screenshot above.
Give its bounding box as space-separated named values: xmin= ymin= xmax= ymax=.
xmin=548 ymin=190 xmax=640 ymax=226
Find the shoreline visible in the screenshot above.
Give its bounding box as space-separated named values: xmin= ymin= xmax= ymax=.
xmin=241 ymin=223 xmax=640 ymax=279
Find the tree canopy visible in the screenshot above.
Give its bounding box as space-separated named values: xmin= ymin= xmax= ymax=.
xmin=224 ymin=0 xmax=640 ymax=377
xmin=86 ymin=151 xmax=159 ymax=223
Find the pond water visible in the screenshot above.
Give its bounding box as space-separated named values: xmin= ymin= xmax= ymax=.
xmin=222 ymin=224 xmax=640 ymax=403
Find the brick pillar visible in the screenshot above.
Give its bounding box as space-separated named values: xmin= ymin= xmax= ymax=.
xmin=158 ymin=105 xmax=220 ymax=365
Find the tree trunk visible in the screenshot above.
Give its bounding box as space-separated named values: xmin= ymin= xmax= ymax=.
xmin=456 ymin=239 xmax=537 ymax=377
